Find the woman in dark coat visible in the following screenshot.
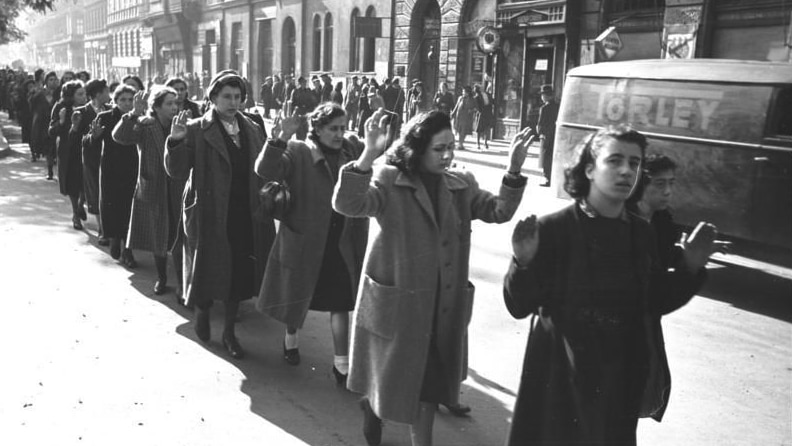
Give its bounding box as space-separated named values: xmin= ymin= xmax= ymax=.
xmin=473 ymin=84 xmax=495 ymax=150
xmin=90 ymin=85 xmax=139 ymax=265
xmin=112 ymin=86 xmax=184 ymax=295
xmin=166 ymin=70 xmax=275 ymax=359
xmin=49 ymin=80 xmax=88 ymax=229
xmin=16 ymin=79 xmax=35 ymax=148
xmin=504 ymin=125 xmax=718 ymax=446
xmin=357 ymin=85 xmax=372 ymax=138
xmin=255 ymin=102 xmax=368 ymax=380
xmin=30 ymin=71 xmax=59 ymax=176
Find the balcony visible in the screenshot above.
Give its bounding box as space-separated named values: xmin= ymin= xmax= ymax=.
xmin=108 ymin=5 xmax=140 ymax=25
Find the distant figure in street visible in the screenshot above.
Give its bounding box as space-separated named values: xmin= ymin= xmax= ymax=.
xmin=29 ymin=71 xmax=59 ymax=169
xmin=537 ymin=84 xmax=559 ymax=187
xmin=290 ymin=76 xmax=319 ymax=140
xmin=344 ymin=76 xmax=361 ymax=131
xmin=331 ymin=81 xmax=344 ymax=105
xmin=122 ymin=75 xmax=145 ymax=93
xmin=433 ymin=82 xmax=454 ymax=116
xmin=271 ymin=75 xmax=284 ymax=117
xmin=474 ymin=83 xmax=495 ymax=150
xmin=166 ymin=77 xmax=201 ymax=118
xmin=504 ymin=125 xmax=716 ymax=446
xmin=451 ymin=86 xmax=476 ymax=150
xmin=260 ymin=76 xmax=274 ymax=118
xmin=321 ymin=73 xmax=334 ymax=103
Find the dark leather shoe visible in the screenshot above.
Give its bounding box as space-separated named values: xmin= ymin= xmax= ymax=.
xmin=222 ymin=332 xmax=245 ymax=359
xmin=78 ymin=207 xmax=87 ymax=221
xmin=194 ymin=308 xmax=210 ymax=343
xmin=98 ymin=236 xmax=110 ymax=246
xmin=121 ymin=250 xmax=137 ymax=269
xmin=154 ymin=279 xmax=167 ymax=295
xmin=360 ymin=398 xmax=382 ymax=446
xmin=440 ymin=402 xmax=472 ymax=417
xmin=72 ymin=218 xmax=83 ymax=230
xmin=333 ymin=366 xmax=348 ymax=387
xmin=283 ymin=340 xmax=300 ymax=366
xmin=110 ymin=239 xmax=121 ymax=260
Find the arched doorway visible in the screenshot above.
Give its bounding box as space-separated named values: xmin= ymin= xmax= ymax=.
xmin=408 ymin=0 xmax=441 ymax=104
xmin=282 ymin=17 xmax=296 ymax=76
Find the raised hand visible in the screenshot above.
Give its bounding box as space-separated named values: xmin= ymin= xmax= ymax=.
xmin=354 ymin=108 xmax=391 ymax=172
xmin=132 ymin=91 xmax=148 ymax=116
xmin=512 ymin=215 xmax=540 ymax=266
xmin=89 ymin=118 xmax=104 ymax=139
xmin=682 ymin=221 xmax=718 ymax=273
xmin=170 ymin=110 xmax=190 ymax=141
xmin=275 ymin=115 xmax=301 ymax=142
xmin=507 ymin=127 xmax=537 ymax=174
xmin=58 ymin=107 xmax=67 ymax=124
xmin=70 ymin=110 xmax=82 ymax=128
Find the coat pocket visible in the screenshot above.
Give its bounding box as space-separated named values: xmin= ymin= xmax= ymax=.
xmin=356 ymin=275 xmax=405 ymax=340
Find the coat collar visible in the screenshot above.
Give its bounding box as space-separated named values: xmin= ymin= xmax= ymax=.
xmin=393 ymin=169 xmax=470 ymax=191
xmin=200 ymin=110 xmax=230 ymax=165
xmin=393 ymin=169 xmax=469 ymax=228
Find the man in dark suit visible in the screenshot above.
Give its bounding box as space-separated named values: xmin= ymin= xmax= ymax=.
xmin=291 ymin=76 xmax=318 ymax=140
xmin=320 ymin=73 xmax=333 ymax=103
xmin=537 ymin=84 xmax=559 ymax=187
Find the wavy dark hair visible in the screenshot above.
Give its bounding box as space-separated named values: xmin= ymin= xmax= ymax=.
xmin=112 ymin=84 xmax=136 ymax=102
xmin=43 ymin=70 xmax=58 ymax=86
xmin=627 ymin=153 xmax=677 ymax=207
xmin=309 ymin=102 xmax=346 ymax=134
xmin=58 ymin=80 xmax=85 ymax=106
xmin=84 ymin=79 xmax=108 ymax=100
xmin=386 ymin=110 xmax=452 ymax=175
xmin=563 ymin=124 xmax=648 ymax=200
xmin=122 ymin=75 xmax=145 ymax=92
xmin=148 ymin=85 xmax=178 ymax=110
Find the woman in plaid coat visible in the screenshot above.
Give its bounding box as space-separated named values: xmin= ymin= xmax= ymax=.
xmin=112 ymin=86 xmax=185 ymax=297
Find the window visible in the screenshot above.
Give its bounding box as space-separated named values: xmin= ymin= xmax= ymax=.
xmin=282 ymin=17 xmax=296 ymax=76
xmin=231 ymin=22 xmax=242 ymax=70
xmin=313 ymin=15 xmax=322 ymax=71
xmin=350 ymin=8 xmax=360 ymax=71
xmin=323 ymin=13 xmax=333 ymax=71
xmin=608 ymin=0 xmax=665 ymax=14
xmin=768 ymin=87 xmax=792 ymax=139
xmin=363 ymin=6 xmax=376 ymax=72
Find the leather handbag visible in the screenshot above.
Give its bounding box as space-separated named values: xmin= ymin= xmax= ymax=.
xmin=258 ymin=181 xmax=291 ymax=220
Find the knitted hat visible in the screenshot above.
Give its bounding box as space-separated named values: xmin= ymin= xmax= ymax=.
xmin=207 ymin=70 xmax=247 ymax=101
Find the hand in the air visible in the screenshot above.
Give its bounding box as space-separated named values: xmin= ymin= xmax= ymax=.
xmin=170 ymin=110 xmax=190 ymax=141
xmin=507 ymin=127 xmax=537 ymax=174
xmin=132 ymin=91 xmax=148 ymax=116
xmin=682 ymin=221 xmax=718 ymax=273
xmin=89 ymin=118 xmax=104 ymax=139
xmin=512 ymin=215 xmax=540 ymax=266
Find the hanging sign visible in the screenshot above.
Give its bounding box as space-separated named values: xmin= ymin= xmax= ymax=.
xmin=595 ymin=26 xmax=623 ymax=61
xmin=477 ymin=26 xmax=500 ymax=54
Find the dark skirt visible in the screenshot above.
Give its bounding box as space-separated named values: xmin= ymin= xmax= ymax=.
xmin=60 ymin=141 xmax=83 ymax=198
xmin=99 ymin=144 xmax=138 ymax=238
xmin=310 ymin=211 xmax=354 ymax=312
xmin=83 ymin=150 xmax=101 ymax=215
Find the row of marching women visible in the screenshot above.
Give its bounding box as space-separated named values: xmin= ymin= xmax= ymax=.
xmin=11 ymin=65 xmax=722 ymax=446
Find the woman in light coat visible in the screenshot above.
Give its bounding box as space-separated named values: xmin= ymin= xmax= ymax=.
xmin=255 ymin=102 xmax=368 ymax=382
xmin=333 ymin=110 xmax=535 ymax=446
xmin=112 ymin=86 xmax=184 ymax=294
xmin=450 ymin=86 xmax=476 ymax=149
xmin=166 ymin=71 xmax=274 ymax=359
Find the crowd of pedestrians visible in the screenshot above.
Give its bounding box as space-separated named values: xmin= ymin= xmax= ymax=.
xmin=1 ymin=65 xmax=722 ymax=446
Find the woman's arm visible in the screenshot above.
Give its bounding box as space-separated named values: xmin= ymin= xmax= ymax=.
xmin=48 ymin=104 xmax=63 ymax=138
xmin=164 ymin=110 xmax=195 ymax=181
xmin=332 ymin=163 xmax=388 ymax=218
xmin=504 ymin=217 xmax=551 ymax=319
xmin=111 ymin=112 xmax=144 ymax=146
xmin=253 ymin=115 xmax=300 ymax=181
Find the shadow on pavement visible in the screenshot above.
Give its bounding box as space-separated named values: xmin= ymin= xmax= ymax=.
xmin=697 ymin=263 xmax=792 ymax=323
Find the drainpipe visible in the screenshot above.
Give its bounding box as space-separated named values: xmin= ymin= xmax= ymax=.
xmin=389 ymin=0 xmax=396 ymax=78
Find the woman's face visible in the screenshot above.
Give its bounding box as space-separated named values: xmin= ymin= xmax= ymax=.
xmin=419 ymin=128 xmax=455 ymax=174
xmin=585 ymin=136 xmax=643 ymax=204
xmin=46 ymin=76 xmax=59 ymax=90
xmin=642 ymin=169 xmax=675 ymax=212
xmin=73 ymin=88 xmax=88 ymax=106
xmin=155 ymin=93 xmax=179 ymax=121
xmin=62 ymin=74 xmax=74 ymax=83
xmin=171 ymin=81 xmax=188 ymax=103
xmin=213 ymin=85 xmax=242 ymax=120
xmin=123 ymin=79 xmax=140 ymax=91
xmin=116 ymin=92 xmax=135 ymax=113
xmin=316 ymin=115 xmax=348 ymax=149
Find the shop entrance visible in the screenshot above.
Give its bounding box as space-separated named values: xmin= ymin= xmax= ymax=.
xmin=409 ymin=0 xmax=441 ymax=102
xmin=522 ymin=42 xmax=554 ymax=130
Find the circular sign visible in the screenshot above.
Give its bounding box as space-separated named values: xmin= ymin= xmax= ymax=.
xmin=477 ymin=26 xmax=501 ymax=54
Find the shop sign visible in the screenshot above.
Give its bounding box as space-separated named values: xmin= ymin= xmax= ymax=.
xmin=139 ymin=28 xmax=154 ymax=60
xmin=477 ymin=26 xmax=500 ymax=54
xmin=595 ymin=26 xmax=622 ymax=61
xmin=355 ymin=17 xmax=382 ymax=38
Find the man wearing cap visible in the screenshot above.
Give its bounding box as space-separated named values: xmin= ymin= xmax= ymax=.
xmin=290 ymin=76 xmax=318 ymax=140
xmin=311 ymin=75 xmax=322 ymax=104
xmin=320 ymin=73 xmax=333 ymax=103
xmin=536 ymin=84 xmax=558 ymax=187
xmin=344 ymin=76 xmax=360 ymax=131
xmin=271 ymin=75 xmax=284 ymax=117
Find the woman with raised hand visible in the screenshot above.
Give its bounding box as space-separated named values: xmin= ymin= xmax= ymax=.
xmin=90 ymin=84 xmax=139 ymax=266
xmin=255 ymin=102 xmax=368 ymax=383
xmin=49 ymin=79 xmax=88 ymax=229
xmin=333 ymin=110 xmax=535 ymax=446
xmin=504 ymin=125 xmax=717 ymax=446
xmin=112 ymin=86 xmax=184 ymax=296
xmin=165 ymin=70 xmax=274 ymax=359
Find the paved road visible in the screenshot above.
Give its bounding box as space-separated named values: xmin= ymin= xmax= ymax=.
xmin=1 ymin=115 xmax=790 ymax=445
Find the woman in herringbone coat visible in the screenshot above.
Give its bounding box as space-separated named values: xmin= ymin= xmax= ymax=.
xmin=112 ymin=86 xmax=185 ymax=296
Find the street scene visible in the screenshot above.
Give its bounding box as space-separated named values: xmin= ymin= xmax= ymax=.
xmin=1 ymin=0 xmax=792 ymax=445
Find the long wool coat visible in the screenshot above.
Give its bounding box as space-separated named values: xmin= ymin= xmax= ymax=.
xmin=254 ymin=137 xmax=368 ymax=328
xmin=332 ymin=165 xmax=525 ymax=424
xmin=112 ymin=113 xmax=184 ymax=255
xmin=502 ymin=204 xmax=705 ymax=445
xmin=29 ymin=90 xmax=56 ymax=157
xmin=72 ymin=103 xmax=103 ymax=214
xmin=165 ymin=111 xmax=275 ymax=307
xmin=49 ymin=102 xmax=82 ymax=197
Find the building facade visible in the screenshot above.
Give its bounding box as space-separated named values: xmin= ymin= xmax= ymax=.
xmin=84 ymin=0 xmax=110 ymax=80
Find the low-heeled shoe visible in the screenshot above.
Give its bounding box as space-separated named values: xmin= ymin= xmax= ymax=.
xmin=154 ymin=280 xmax=167 ymax=295
xmin=222 ymin=333 xmax=245 ymax=359
xmin=360 ymin=398 xmax=382 ymax=446
xmin=283 ymin=341 xmax=300 ymax=366
xmin=333 ymin=366 xmax=348 ymax=387
xmin=194 ymin=309 xmax=210 ymax=343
